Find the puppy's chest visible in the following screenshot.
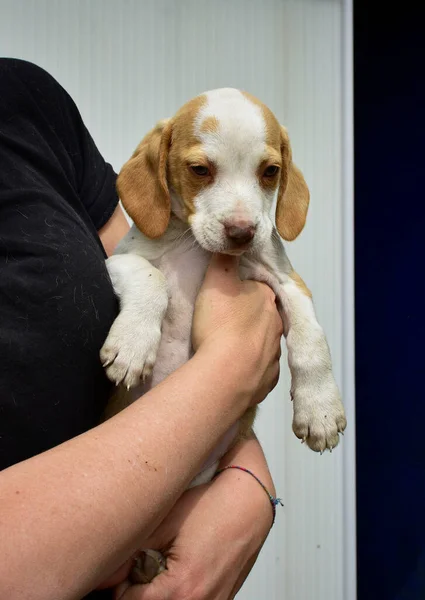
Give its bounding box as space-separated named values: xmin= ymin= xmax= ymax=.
xmin=151 ymin=245 xmax=209 ymax=380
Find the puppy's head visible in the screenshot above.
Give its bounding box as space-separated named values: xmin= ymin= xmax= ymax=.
xmin=117 ymin=89 xmax=309 ymax=253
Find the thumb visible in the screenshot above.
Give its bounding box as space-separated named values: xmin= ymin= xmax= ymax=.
xmin=116 ymin=570 xmax=178 ymax=600
xmin=203 ymin=253 xmax=241 ymax=290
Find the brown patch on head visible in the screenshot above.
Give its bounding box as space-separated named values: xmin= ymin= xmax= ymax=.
xmin=167 ymin=94 xmax=215 ymax=219
xmin=199 ymin=115 xmax=219 ymax=135
xmin=117 ymin=94 xmax=213 ymax=235
xmin=290 ymin=271 xmax=312 ymax=298
xmin=243 ymin=92 xmax=284 ymax=198
xmin=243 ymin=91 xmax=310 ymax=241
xmin=242 ymin=91 xmax=281 ymax=151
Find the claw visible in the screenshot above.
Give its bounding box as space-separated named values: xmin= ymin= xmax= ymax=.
xmin=142 ymin=367 xmax=152 ymax=384
xmin=119 ymin=368 xmax=130 ymax=389
xmin=103 ymin=358 xmax=114 ymax=367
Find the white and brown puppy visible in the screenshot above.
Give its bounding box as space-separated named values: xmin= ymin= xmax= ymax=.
xmin=101 ymin=89 xmax=346 ymax=577
xmin=102 ymin=86 xmax=346 ymax=453
xmin=101 ymin=87 xmax=346 ymax=580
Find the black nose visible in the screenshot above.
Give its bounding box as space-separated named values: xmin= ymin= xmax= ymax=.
xmin=224 ymin=224 xmax=256 ymax=245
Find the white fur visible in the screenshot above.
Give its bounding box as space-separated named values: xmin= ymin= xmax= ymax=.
xmin=101 ymin=88 xmax=345 ymax=460
xmin=239 ymin=251 xmax=345 ymax=451
xmin=100 ymin=253 xmax=168 ymax=389
xmin=190 ymin=89 xmax=277 ymax=255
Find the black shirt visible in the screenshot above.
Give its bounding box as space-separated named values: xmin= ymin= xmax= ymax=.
xmin=0 ymin=58 xmax=119 ymax=599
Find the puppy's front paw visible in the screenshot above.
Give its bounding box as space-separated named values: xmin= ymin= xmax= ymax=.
xmin=100 ymin=312 xmax=161 ymax=389
xmin=292 ymin=374 xmax=346 ymax=453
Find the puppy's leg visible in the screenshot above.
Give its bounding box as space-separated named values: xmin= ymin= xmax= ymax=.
xmin=241 ymin=238 xmax=346 ymax=453
xmin=100 ymin=254 xmax=169 ymax=390
xmin=278 ymin=269 xmax=346 ymax=452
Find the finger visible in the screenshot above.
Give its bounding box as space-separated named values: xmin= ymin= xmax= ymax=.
xmin=115 ymin=584 xmax=143 ymax=600
xmin=97 ymin=559 xmax=134 ymax=590
xmin=114 ymin=580 xmax=131 ymax=599
xmin=115 ymin=583 xmax=145 ymax=600
xmin=256 ymin=362 xmax=280 ymax=405
xmin=243 ymin=278 xmax=276 ymax=300
xmin=271 ymin=361 xmax=281 ymax=391
xmin=262 ymin=281 xmax=277 ymax=303
xmin=120 ymin=571 xmax=176 ymax=600
xmin=275 ymin=336 xmax=282 ymax=358
xmin=276 ymin=311 xmax=285 ymax=337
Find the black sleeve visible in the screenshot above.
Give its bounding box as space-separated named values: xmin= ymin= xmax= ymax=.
xmin=0 ymin=57 xmax=119 ymax=465
xmin=0 ymin=57 xmax=119 ymax=231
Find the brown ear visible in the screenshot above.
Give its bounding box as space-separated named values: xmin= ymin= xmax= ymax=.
xmin=275 ymin=126 xmax=310 ymax=241
xmin=117 ymin=119 xmax=172 ymax=239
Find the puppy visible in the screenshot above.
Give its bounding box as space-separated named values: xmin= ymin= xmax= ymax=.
xmin=101 ymin=88 xmax=346 ymax=581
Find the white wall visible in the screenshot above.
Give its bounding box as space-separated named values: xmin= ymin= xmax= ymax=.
xmin=0 ymin=1 xmax=355 ymax=598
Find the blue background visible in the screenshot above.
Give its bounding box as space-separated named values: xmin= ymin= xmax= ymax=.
xmin=355 ymin=3 xmax=425 ymax=598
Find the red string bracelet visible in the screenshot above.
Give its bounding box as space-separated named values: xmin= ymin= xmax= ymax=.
xmin=213 ymin=465 xmax=283 ymax=527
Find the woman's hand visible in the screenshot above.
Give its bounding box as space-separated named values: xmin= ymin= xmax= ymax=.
xmin=193 ymin=254 xmax=283 ymax=406
xmin=112 ymin=436 xmax=277 ymax=600
xmin=113 ymin=481 xmax=272 ymax=600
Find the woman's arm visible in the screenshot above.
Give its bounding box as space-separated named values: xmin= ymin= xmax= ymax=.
xmin=113 ymin=434 xmax=277 ymax=600
xmin=0 ymin=254 xmax=282 ymax=600
xmin=98 ymin=203 xmax=130 ymax=256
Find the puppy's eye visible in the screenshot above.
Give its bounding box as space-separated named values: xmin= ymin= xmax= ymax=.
xmin=263 ymin=165 xmax=280 ymax=178
xmin=190 ymin=165 xmax=210 ymax=176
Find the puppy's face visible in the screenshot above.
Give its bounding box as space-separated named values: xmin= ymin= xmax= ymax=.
xmin=117 ymin=89 xmax=309 ymax=252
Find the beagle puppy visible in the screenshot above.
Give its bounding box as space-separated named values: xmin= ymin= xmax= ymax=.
xmin=100 ymin=88 xmax=346 ymax=581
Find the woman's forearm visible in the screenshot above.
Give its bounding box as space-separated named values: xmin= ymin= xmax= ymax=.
xmin=0 ymin=343 xmax=252 ymax=600
xmin=200 ymin=434 xmax=278 ymax=594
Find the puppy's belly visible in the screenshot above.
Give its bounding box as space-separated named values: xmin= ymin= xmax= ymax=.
xmin=150 ymin=328 xmax=192 ymax=388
